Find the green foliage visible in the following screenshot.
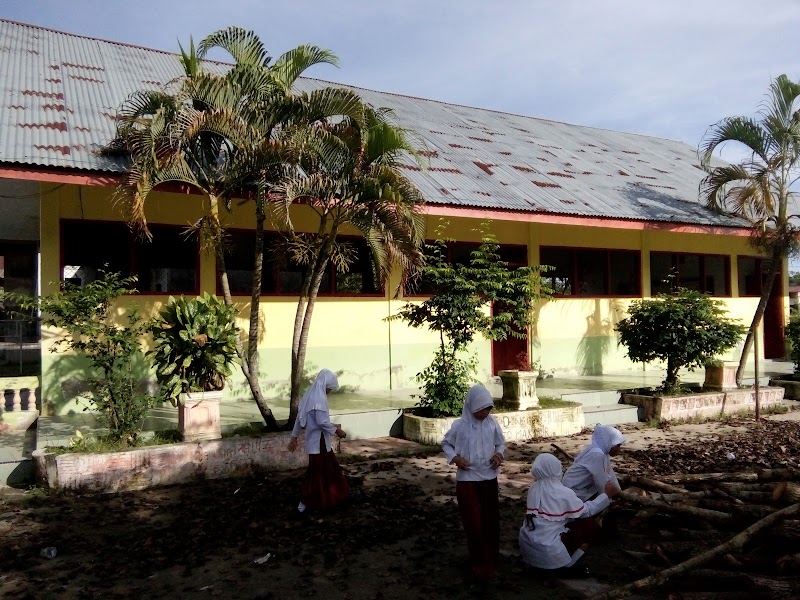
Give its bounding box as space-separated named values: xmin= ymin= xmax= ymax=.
xmin=392 ymin=222 xmax=552 ymax=416
xmin=149 ymin=293 xmax=240 ymax=404
xmin=615 ymin=289 xmax=746 ymax=392
xmin=786 ymin=318 xmax=800 ymax=374
xmin=4 ymin=271 xmax=155 ymax=443
xmin=414 ymin=344 xmax=479 ymax=418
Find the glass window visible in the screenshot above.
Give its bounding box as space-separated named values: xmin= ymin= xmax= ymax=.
xmin=649 ymin=252 xmax=729 ymax=296
xmin=540 ymin=247 xmax=641 ymax=297
xmin=135 ymin=226 xmax=197 ymax=293
xmin=62 ymin=221 xmax=130 ymax=286
xmin=738 ymin=257 xmax=763 ymax=297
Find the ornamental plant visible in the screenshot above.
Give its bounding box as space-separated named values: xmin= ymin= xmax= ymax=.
xmin=392 ymin=224 xmax=552 ymax=417
xmin=149 ymin=293 xmax=240 ymax=405
xmin=2 ymin=271 xmax=155 ymax=443
xmin=615 ymin=289 xmax=746 ymax=393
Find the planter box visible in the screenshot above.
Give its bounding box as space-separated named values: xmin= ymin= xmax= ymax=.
xmin=703 ymin=364 xmax=738 ymax=391
xmin=403 ymin=405 xmax=583 ymax=445
xmin=497 ymin=370 xmax=539 ymax=410
xmin=622 ymin=387 xmax=785 ymax=422
xmin=33 ymin=431 xmax=309 ymax=493
xmin=179 ymin=390 xmax=222 ymax=441
xmin=769 ymin=378 xmax=800 ymax=400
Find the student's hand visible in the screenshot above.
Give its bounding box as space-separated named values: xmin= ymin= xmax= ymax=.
xmin=490 ymin=452 xmax=504 ymax=469
xmin=335 ymin=427 xmax=347 ymax=439
xmin=453 ymin=456 xmax=470 ymax=470
xmin=287 ymin=438 xmax=298 ymax=453
xmin=604 ymin=480 xmax=621 ymax=498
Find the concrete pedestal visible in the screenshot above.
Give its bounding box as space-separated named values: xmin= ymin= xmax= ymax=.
xmin=179 ymin=391 xmax=223 ymax=441
xmin=498 ymin=370 xmax=539 ymax=410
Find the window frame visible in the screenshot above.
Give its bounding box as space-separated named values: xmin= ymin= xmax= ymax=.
xmin=539 ymin=246 xmax=642 ymax=298
xmin=60 ymin=219 xmax=200 ymax=296
xmin=219 ymin=229 xmax=385 ymax=298
xmin=737 ymin=256 xmax=768 ymax=297
xmin=649 ymin=250 xmax=731 ymax=297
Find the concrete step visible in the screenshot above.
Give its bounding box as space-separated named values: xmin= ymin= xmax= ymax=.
xmin=561 ymin=390 xmax=622 ymax=407
xmin=583 ymin=403 xmax=640 ymax=426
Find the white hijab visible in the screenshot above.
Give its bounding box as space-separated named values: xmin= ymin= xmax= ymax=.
xmin=297 ymin=369 xmax=340 ymax=428
xmin=527 ymin=453 xmax=585 ymax=521
xmin=572 ymin=423 xmax=625 ymax=468
xmin=454 ymin=384 xmax=497 ymax=465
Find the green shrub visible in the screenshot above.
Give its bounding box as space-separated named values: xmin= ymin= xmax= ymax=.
xmin=615 ymin=289 xmax=746 ymax=393
xmin=150 ymin=293 xmax=240 ymax=404
xmin=786 ymin=318 xmax=800 ymax=374
xmin=414 ymin=344 xmax=479 ymax=417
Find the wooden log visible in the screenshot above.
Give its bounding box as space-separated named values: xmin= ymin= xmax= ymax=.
xmin=725 ymin=490 xmax=772 ymax=503
xmin=656 ymin=468 xmax=800 ymax=485
xmin=773 ymin=481 xmax=800 ymax=503
xmin=685 ymin=569 xmax=798 ymax=597
xmin=619 ymin=491 xmax=733 ymax=524
xmin=591 ymin=503 xmax=800 ymax=600
xmin=720 ymin=482 xmax=775 ymax=492
xmin=772 ymin=520 xmax=800 ymax=545
xmin=628 ymin=475 xmax=687 ymax=494
xmin=550 ymin=443 xmax=574 ymax=461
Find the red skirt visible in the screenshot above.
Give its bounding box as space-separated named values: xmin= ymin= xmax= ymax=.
xmin=456 ymin=479 xmax=500 ymax=579
xmin=301 ymin=433 xmax=350 ymax=511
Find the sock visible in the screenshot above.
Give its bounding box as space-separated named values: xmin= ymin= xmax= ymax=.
xmin=297 ymin=502 xmax=306 ymax=513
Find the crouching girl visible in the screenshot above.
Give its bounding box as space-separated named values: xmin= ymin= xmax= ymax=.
xmin=519 ymin=453 xmax=618 ymax=573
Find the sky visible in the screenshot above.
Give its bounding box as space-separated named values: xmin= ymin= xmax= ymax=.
xmin=3 ymin=0 xmax=800 ymax=260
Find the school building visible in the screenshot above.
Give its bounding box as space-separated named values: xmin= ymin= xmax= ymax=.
xmin=0 ymin=19 xmax=786 ymax=415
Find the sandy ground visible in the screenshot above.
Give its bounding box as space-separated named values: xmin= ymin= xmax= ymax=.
xmin=1 ymin=413 xmax=799 ymax=600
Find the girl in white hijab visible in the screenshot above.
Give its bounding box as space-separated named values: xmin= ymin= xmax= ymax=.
xmin=442 ymin=384 xmax=506 ymax=582
xmin=562 ymin=424 xmax=625 ymax=501
xmin=519 ymin=453 xmax=617 ymax=571
xmin=288 ymin=369 xmax=349 ymax=514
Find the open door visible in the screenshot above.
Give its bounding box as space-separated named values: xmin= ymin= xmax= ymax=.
xmin=491 ymin=301 xmax=529 ymax=374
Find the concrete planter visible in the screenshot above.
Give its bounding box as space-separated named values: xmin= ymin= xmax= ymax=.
xmin=703 ymin=363 xmax=738 ymax=391
xmin=622 ymin=387 xmax=785 ymax=422
xmin=32 ymin=431 xmax=308 ymax=493
xmin=497 ymin=370 xmax=540 ymax=410
xmin=178 ymin=390 xmax=223 ymax=441
xmin=769 ymin=377 xmax=800 ymax=400
xmin=403 ymin=404 xmax=583 ymax=445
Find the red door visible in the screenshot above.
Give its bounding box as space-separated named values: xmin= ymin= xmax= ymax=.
xmin=491 ymin=302 xmax=529 ymax=374
xmin=763 ymin=269 xmax=785 ymax=359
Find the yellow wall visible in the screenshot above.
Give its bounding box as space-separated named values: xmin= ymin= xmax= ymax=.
xmin=37 ymin=183 xmax=788 ymax=412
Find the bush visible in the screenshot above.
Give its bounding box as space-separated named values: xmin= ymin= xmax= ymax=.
xmin=615 ymin=289 xmax=746 ymax=393
xmin=786 ymin=318 xmax=800 ymax=374
xmin=149 ymin=293 xmax=240 ymax=404
xmin=414 ymin=344 xmax=478 ymax=417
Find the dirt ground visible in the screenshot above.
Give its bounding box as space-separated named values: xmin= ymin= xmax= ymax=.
xmin=1 ymin=413 xmax=800 ymax=600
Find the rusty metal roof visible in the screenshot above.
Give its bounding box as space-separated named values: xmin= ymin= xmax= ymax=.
xmin=0 ymin=19 xmax=740 ymax=227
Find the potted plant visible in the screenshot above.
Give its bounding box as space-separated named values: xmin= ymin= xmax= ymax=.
xmin=149 ymin=293 xmax=240 ymax=441
xmin=703 ymin=358 xmax=738 ymax=391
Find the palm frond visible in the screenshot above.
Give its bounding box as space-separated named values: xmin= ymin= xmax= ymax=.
xmin=197 ymin=26 xmax=270 ymax=67
xmin=271 ymin=45 xmax=338 ymax=91
xmin=700 ymin=117 xmax=769 ymax=168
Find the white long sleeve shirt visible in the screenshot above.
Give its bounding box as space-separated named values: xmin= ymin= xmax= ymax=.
xmin=562 ymin=452 xmax=620 ymax=501
xmin=519 ymin=493 xmax=611 ymax=569
xmin=441 ymin=418 xmax=506 ymax=482
xmin=291 ymin=409 xmax=337 ymax=455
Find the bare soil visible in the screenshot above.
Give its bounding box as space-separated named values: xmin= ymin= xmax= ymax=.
xmin=1 ymin=414 xmax=799 ymax=599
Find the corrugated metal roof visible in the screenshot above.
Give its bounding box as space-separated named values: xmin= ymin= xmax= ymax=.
xmin=0 ymin=19 xmax=741 ymax=227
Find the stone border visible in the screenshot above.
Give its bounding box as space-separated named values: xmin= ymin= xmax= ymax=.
xmin=769 ymin=378 xmax=800 ymax=401
xmin=33 ymin=431 xmax=309 ymax=493
xmin=622 ymin=387 xmax=785 ymax=422
xmin=402 ymin=405 xmax=584 ymax=446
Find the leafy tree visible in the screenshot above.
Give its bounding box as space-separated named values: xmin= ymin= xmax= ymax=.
xmin=391 ymin=226 xmax=552 ymax=416
xmin=699 ymin=74 xmax=800 ymax=385
xmin=108 ymin=27 xmax=358 ymax=429
xmin=615 ymin=289 xmax=747 ymax=392
xmin=276 ymin=104 xmax=428 ymax=424
xmin=2 ymin=272 xmax=155 ymax=442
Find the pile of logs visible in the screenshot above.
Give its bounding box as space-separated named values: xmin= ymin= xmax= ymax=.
xmin=601 ymin=469 xmax=800 ymax=599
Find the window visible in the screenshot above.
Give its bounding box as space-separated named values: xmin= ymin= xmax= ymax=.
xmin=649 ymin=252 xmax=729 ymax=296
xmin=61 ymin=220 xmax=198 ymax=294
xmin=738 ymin=256 xmax=768 ymax=297
xmin=222 ymin=231 xmax=380 ymax=296
xmin=539 ymin=247 xmax=641 ymax=297
xmin=405 ymin=241 xmax=528 ymax=295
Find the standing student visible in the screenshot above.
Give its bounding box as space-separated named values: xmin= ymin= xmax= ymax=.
xmin=442 ymin=384 xmax=506 ymax=582
xmin=519 ymin=453 xmax=617 ymax=572
xmin=562 ymin=424 xmax=625 ymax=501
xmin=287 ymin=369 xmax=350 ymax=514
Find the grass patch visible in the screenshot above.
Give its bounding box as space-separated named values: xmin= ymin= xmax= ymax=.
xmin=47 ymin=428 xmax=183 ymax=455
xmin=223 ymin=423 xmax=267 ymax=438
xmin=537 ymin=396 xmax=580 ymax=409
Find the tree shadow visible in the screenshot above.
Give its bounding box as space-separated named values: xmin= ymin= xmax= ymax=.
xmin=576 ymin=299 xmax=625 ymax=376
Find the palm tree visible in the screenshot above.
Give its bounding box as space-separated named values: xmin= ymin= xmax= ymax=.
xmin=109 ymin=29 xmax=345 ymax=429
xmin=276 ymin=105 xmax=427 ymax=424
xmin=699 ymin=74 xmax=800 ymax=385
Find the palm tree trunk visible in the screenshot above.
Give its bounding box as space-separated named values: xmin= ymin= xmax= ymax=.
xmin=735 ymin=249 xmax=782 ymax=386
xmin=289 ymin=232 xmax=337 ymax=424
xmin=211 ymin=194 xmax=278 ymax=430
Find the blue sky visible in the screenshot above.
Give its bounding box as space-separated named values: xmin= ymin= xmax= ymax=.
xmin=4 ymin=0 xmax=800 ymax=264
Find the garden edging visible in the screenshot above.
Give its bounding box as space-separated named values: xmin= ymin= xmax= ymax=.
xmin=622 ymin=387 xmax=785 ymax=421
